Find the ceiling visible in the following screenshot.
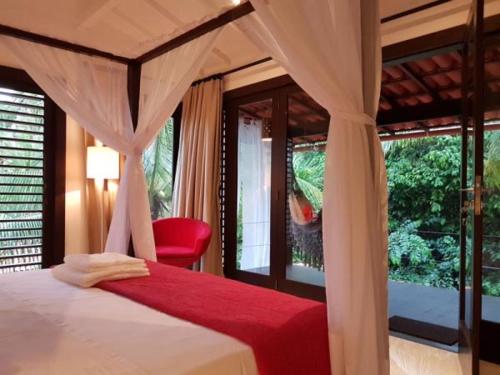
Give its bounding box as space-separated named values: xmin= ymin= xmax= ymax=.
xmin=0 ymin=0 xmax=496 ymax=79
xmin=235 ymin=43 xmax=500 ymax=142
xmin=377 ymin=45 xmax=500 ymax=138
xmin=2 ymin=0 xmax=500 ymax=141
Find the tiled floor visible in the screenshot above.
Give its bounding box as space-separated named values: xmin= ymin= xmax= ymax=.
xmin=390 ymin=336 xmax=500 ymax=375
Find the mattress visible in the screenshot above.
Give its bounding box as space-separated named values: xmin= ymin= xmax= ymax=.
xmin=0 ymin=270 xmax=258 ymax=375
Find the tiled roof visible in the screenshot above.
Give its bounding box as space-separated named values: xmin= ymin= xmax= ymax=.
xmin=237 ymin=46 xmax=500 ymax=145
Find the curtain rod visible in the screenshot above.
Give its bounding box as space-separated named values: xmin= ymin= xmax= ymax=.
xmin=0 ymin=24 xmax=131 ymax=65
xmin=192 ymin=57 xmax=273 ymax=86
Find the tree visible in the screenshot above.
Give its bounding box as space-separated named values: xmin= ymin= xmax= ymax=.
xmin=292 ymin=150 xmax=325 ymax=212
xmin=384 ymin=133 xmax=500 ymax=296
xmin=285 ymin=134 xmax=500 ymax=295
xmin=384 ymin=136 xmax=461 ymax=235
xmin=143 ymin=119 xmax=174 ymax=220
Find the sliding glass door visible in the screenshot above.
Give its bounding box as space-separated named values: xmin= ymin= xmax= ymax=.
xmin=236 ymin=97 xmax=273 ymax=277
xmin=224 ymin=92 xmax=276 ymax=288
xmin=282 ymin=87 xmax=329 ymax=295
xmin=459 ymin=0 xmax=487 ymax=373
xmin=224 ymin=83 xmax=328 ymax=298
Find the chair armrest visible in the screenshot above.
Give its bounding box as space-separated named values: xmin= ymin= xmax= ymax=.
xmin=193 ymin=231 xmax=212 ymax=257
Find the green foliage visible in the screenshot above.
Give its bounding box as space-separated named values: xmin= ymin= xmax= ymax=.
xmin=292 ymin=151 xmax=325 ymax=212
xmin=385 ymin=136 xmax=461 ymax=234
xmin=483 ymin=272 xmax=500 ymax=297
xmin=384 ymin=134 xmax=500 ymax=296
xmin=485 ymin=131 xmax=500 ymax=189
xmin=143 ymin=119 xmax=174 ymax=220
xmin=290 ymin=134 xmax=499 ymax=296
xmin=387 ymin=221 xmax=460 ymax=289
xmin=0 ymin=91 xmax=45 ymax=271
xmin=388 ymin=221 xmax=434 ymax=283
xmin=429 ymin=235 xmax=461 ymax=288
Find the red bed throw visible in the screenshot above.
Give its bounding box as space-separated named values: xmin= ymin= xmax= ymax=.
xmin=98 ymin=261 xmax=330 ymax=375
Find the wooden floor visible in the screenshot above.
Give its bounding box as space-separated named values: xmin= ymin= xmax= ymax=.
xmin=390 ymin=336 xmax=500 ymax=375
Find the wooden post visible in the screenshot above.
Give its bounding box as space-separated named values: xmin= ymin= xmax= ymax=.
xmin=126 ymin=62 xmax=141 ymax=256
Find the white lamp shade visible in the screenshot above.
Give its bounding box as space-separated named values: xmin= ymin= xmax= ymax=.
xmin=86 ymin=146 xmax=119 ymax=180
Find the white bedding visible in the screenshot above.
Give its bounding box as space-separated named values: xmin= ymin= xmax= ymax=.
xmin=0 ymin=270 xmax=258 ymax=375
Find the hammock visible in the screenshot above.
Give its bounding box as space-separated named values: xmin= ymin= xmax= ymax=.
xmin=288 ymin=191 xmax=321 ymax=230
xmin=288 ymin=177 xmax=323 ymax=268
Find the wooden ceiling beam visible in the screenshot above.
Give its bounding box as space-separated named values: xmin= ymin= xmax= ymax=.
xmin=378 ymin=91 xmax=500 ymax=126
xmin=0 ymin=2 xmax=498 ymax=71
xmin=416 ymin=121 xmax=430 ymax=131
xmin=380 ymin=93 xmax=400 ymax=109
xmin=384 ymin=76 xmax=500 ymax=102
xmin=288 ymin=121 xmax=329 ymax=138
xmin=380 ymin=124 xmax=500 ymax=141
xmin=0 ymin=23 xmax=131 ymax=64
xmin=399 ymin=63 xmax=441 ymax=102
xmin=239 ymin=107 xmax=263 ymax=120
xmin=383 ymin=13 xmax=500 ymax=67
xmin=377 ymin=99 xmax=461 ymax=125
xmin=378 ymin=125 xmax=396 ymax=135
xmin=288 ymin=95 xmax=330 ymax=119
xmin=136 ymin=2 xmax=254 ymax=64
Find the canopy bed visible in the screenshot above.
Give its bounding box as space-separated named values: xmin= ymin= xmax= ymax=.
xmin=0 ymin=0 xmax=389 ymax=374
xmin=0 ymin=265 xmax=258 ymax=375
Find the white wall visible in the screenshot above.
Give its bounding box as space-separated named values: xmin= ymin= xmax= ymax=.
xmin=64 ymin=116 xmax=90 ymax=255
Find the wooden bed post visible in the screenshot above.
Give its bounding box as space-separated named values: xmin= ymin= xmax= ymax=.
xmin=126 ymin=62 xmax=142 ymax=256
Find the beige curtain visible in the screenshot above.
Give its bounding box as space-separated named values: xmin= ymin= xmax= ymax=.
xmin=173 ymin=79 xmax=223 ymax=275
xmin=65 ymin=117 xmax=120 ymax=255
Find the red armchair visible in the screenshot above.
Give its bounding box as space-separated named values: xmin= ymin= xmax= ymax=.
xmin=152 ymin=218 xmax=212 ymax=268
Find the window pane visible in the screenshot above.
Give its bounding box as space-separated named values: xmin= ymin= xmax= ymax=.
xmin=285 ymin=90 xmax=329 ymax=286
xmin=143 ymin=118 xmax=174 ymax=220
xmin=482 ymin=129 xmax=500 ymax=323
xmin=236 ymin=99 xmax=272 ymax=275
xmin=385 ymin=135 xmax=460 ymax=333
xmin=0 ymin=87 xmax=45 ymax=273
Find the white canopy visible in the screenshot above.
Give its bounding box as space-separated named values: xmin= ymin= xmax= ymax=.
xmin=0 ymin=1 xmax=389 ymax=374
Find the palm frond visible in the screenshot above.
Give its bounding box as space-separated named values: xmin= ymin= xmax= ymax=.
xmin=143 ymin=118 xmax=174 ymax=219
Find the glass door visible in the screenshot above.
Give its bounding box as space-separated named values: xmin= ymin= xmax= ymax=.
xmin=223 ymin=84 xmax=329 ymax=298
xmin=459 ymin=1 xmax=484 ymax=374
xmin=480 ymin=40 xmax=500 ymax=366
xmin=280 ymin=86 xmax=329 ymax=299
xmin=481 ymin=126 xmax=500 ymax=363
xmin=224 ymin=92 xmax=276 ymax=288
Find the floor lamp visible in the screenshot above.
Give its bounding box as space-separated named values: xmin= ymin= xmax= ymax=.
xmin=86 ymin=145 xmax=119 ymax=251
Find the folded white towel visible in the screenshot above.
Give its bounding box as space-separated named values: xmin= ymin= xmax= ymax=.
xmin=64 ymin=253 xmax=145 ymax=272
xmin=51 ymin=263 xmax=150 ymax=288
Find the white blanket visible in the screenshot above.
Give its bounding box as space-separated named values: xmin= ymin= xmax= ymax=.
xmin=0 ymin=270 xmax=258 ymax=375
xmin=51 ymin=263 xmax=150 ymax=288
xmin=64 ymin=253 xmax=145 ymax=272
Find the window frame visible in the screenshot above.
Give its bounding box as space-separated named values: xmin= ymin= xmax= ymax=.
xmin=222 ymin=75 xmax=326 ymax=301
xmin=0 ymin=65 xmax=65 ymax=269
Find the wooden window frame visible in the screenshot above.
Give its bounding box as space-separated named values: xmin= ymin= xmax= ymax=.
xmin=0 ymin=65 xmax=65 ymax=268
xmin=222 ymin=75 xmax=326 ymax=302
